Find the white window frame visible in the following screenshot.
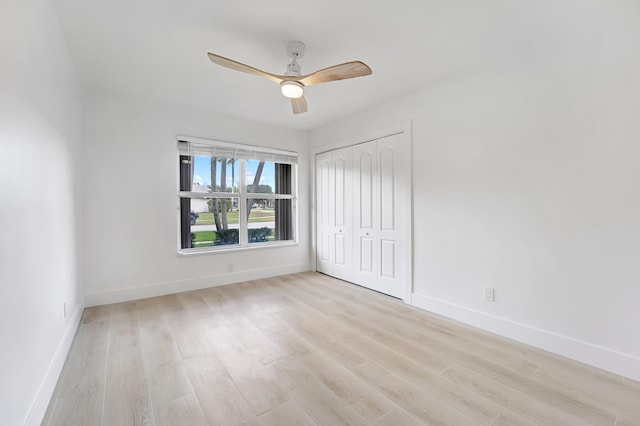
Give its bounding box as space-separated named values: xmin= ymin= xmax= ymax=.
xmin=177 ymin=135 xmax=298 ymax=254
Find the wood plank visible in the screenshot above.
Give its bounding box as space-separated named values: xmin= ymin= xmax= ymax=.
xmin=269 ymin=298 xmax=366 ymax=369
xmin=103 ymin=302 xmax=153 ymax=425
xmin=440 ymin=363 xmax=590 ymax=424
xmin=47 ymin=386 xmax=104 ymax=426
xmin=352 ymin=361 xmax=473 ymax=425
xmin=203 ymin=320 xmax=288 ymax=415
xmin=271 ymin=357 xmax=369 ymax=426
xmin=103 ymin=349 xmax=154 ymax=425
xmin=163 ymin=392 xmax=209 ymax=426
xmin=339 ymin=333 xmax=500 ymax=423
xmin=136 ymin=297 xmax=207 ymax=425
xmin=242 ymin=304 xmax=289 ymax=335
xmin=532 ymin=362 xmax=640 ymax=420
xmin=108 ymin=302 xmax=141 ymax=354
xmin=184 ymin=354 xmax=259 ymax=426
xmin=176 ymin=290 xmax=212 ymax=315
xmin=282 ymin=334 xmax=395 ymax=422
xmin=276 ymin=293 xmax=449 ymax=373
xmin=158 ymin=294 xmax=212 ymax=360
xmin=258 ymin=399 xmax=317 ymax=426
xmin=219 ymin=307 xmax=286 ymax=365
xmin=198 ymin=284 xmax=244 ymax=310
xmin=57 ymin=305 xmax=112 ymax=397
xmin=257 ymin=327 xmax=312 ymax=357
xmin=491 ymin=411 xmax=535 ymax=426
xmin=374 ymin=407 xmax=424 ymax=426
xmin=47 ymin=306 xmax=112 ymax=425
xmin=616 ymin=413 xmax=640 ymax=426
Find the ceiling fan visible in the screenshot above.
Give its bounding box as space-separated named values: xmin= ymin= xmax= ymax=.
xmin=207 ymin=41 xmax=372 ymax=114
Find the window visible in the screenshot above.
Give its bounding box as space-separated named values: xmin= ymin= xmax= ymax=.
xmin=177 ymin=137 xmax=297 ymax=253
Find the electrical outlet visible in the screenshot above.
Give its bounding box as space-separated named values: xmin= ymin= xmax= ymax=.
xmin=227 ymin=263 xmax=234 ymax=272
xmin=63 ymin=301 xmax=67 ymax=318
xmin=483 ymin=287 xmax=495 ymax=302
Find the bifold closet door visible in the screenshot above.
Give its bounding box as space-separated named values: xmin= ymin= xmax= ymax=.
xmin=317 ymin=132 xmax=409 ymax=300
xmin=315 ymin=147 xmax=353 ymax=281
xmin=353 ymin=134 xmax=406 ymax=299
xmin=375 ymin=134 xmax=407 ymax=298
xmin=352 ymin=141 xmax=379 ymax=288
xmin=316 ymin=151 xmax=333 ymax=274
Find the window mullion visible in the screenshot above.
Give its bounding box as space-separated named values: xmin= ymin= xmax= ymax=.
xmin=238 ymin=159 xmax=248 ymax=246
xmin=179 ymin=191 xmax=234 ymax=198
xmin=244 ymin=193 xmax=294 ymax=200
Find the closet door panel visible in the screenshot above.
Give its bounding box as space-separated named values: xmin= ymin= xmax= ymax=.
xmin=359 ymin=236 xmax=375 ymax=274
xmin=379 ymin=145 xmax=396 ymax=232
xmin=357 ymin=150 xmax=375 ymax=230
xmin=320 ymin=233 xmax=331 ymax=261
xmin=331 ymin=148 xmax=352 ymax=280
xmin=316 ymin=151 xmax=334 ymax=274
xmin=353 ymin=141 xmax=379 ymax=288
xmin=377 ymin=134 xmax=406 ymax=298
xmin=334 ymin=234 xmax=346 ymax=265
xmin=334 ymin=156 xmax=348 ymax=228
xmin=380 ymin=239 xmax=396 ymax=278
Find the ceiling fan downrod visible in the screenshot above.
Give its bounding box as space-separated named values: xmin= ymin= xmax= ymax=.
xmin=285 ymin=41 xmax=305 ymax=76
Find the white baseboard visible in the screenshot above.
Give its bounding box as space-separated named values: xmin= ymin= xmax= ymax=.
xmin=411 ymin=293 xmax=640 ymax=382
xmin=25 ymin=305 xmax=84 ymax=426
xmin=85 ymin=263 xmax=311 ymax=307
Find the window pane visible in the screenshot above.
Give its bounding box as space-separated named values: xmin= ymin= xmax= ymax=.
xmin=247 ymin=206 xmax=275 ymax=244
xmin=246 ymin=160 xmax=276 ymax=194
xmin=191 ymin=156 xmax=239 ymax=193
xmin=246 ymin=200 xmax=293 ymax=244
xmin=274 ymin=199 xmax=293 ymax=241
xmin=181 ymin=197 xmax=239 ymax=248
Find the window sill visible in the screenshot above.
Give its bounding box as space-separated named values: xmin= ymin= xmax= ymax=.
xmin=177 ymin=240 xmax=299 ymax=256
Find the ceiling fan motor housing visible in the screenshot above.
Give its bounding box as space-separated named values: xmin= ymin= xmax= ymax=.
xmin=286 ymin=62 xmax=301 ymax=76
xmin=286 ymin=40 xmax=306 ymax=59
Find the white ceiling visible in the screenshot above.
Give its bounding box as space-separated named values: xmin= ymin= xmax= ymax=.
xmin=51 ymin=0 xmax=552 ymax=130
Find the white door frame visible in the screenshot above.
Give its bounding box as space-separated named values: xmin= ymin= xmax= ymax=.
xmin=310 ymin=121 xmax=413 ymax=303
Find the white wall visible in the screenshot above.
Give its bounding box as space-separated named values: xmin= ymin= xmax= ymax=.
xmin=82 ymin=90 xmax=311 ymax=305
xmin=311 ymin=0 xmax=640 ymax=380
xmin=0 ymin=0 xmax=84 ymax=424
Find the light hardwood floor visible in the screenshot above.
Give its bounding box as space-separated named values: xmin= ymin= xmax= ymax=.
xmin=43 ymin=272 xmax=640 ymax=425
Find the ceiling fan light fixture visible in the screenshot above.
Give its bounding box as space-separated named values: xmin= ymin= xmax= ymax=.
xmin=280 ymin=81 xmax=304 ymax=98
xmin=207 ymin=42 xmax=372 ymax=114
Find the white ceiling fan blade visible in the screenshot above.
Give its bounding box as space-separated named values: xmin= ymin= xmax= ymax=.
xmin=298 ymin=61 xmax=372 ymax=86
xmin=291 ymin=96 xmax=308 ymax=114
xmin=207 ymin=53 xmax=285 ymax=84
